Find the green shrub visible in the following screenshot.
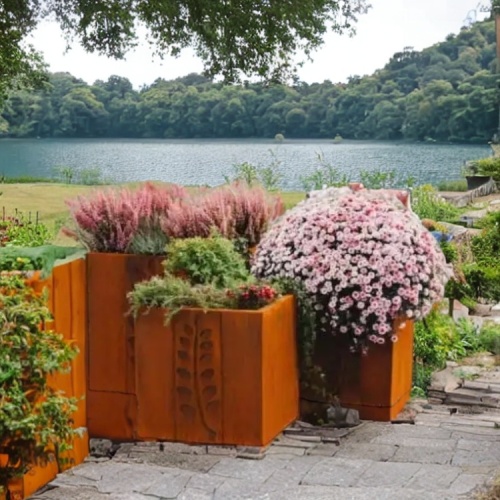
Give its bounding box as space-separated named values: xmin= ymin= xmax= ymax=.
xmin=410 ymin=185 xmax=460 ymax=222
xmin=473 ymin=157 xmax=500 ymax=183
xmin=471 ymin=211 xmax=500 ymax=267
xmin=463 ymin=264 xmax=500 ymax=302
xmin=164 ymin=234 xmax=249 ymax=288
xmin=478 ymin=323 xmax=500 ymax=355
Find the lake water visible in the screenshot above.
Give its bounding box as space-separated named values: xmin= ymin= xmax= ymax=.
xmin=0 ymin=138 xmax=491 ymax=190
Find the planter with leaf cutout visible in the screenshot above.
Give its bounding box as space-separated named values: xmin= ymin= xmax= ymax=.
xmin=87 ymin=294 xmax=299 ymax=446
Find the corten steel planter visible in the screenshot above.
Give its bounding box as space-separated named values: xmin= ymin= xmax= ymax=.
xmin=1 ymin=258 xmax=89 ymax=499
xmin=88 ymin=295 xmax=299 ymax=447
xmin=86 ymin=252 xmax=165 ymax=439
xmin=314 ymin=318 xmax=414 ymax=421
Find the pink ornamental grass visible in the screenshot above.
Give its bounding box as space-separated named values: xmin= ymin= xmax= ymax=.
xmin=252 ymin=187 xmax=452 ymax=349
xmin=201 ymin=183 xmax=284 ymax=246
xmin=64 ymin=183 xmax=186 ymax=253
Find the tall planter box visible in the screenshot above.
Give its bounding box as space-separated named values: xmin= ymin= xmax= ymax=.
xmin=1 ymin=257 xmax=89 ymax=499
xmin=86 ymin=253 xmax=166 ymax=439
xmin=314 ymin=318 xmax=414 ymax=421
xmin=89 ymin=295 xmax=299 ymax=447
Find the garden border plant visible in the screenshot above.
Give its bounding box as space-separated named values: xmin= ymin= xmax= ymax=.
xmin=0 ymin=274 xmax=78 ymax=494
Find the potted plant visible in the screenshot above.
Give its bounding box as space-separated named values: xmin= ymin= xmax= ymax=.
xmin=87 ymin=234 xmax=298 ymax=446
xmin=64 ymin=182 xmax=284 ymax=423
xmin=0 ymin=274 xmax=79 ymax=498
xmin=253 ymin=186 xmax=451 ymax=421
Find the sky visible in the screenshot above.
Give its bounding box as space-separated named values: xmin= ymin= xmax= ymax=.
xmin=30 ymin=0 xmax=491 ymax=88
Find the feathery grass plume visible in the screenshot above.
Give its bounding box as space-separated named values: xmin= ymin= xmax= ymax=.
xmin=201 ymin=182 xmax=285 ymax=246
xmin=64 ymin=183 xmax=186 ymax=253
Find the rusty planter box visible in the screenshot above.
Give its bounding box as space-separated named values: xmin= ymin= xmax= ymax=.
xmin=315 ymin=318 xmax=414 ymax=421
xmin=88 ymin=295 xmax=299 ymax=447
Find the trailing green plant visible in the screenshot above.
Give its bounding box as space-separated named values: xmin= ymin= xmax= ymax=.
xmin=410 ymin=185 xmax=460 ymax=222
xmin=0 ymin=274 xmax=78 ymax=489
xmin=128 ymin=272 xmax=280 ymax=325
xmin=128 ymin=273 xmax=234 ymax=323
xmin=164 ymin=234 xmax=250 ymax=288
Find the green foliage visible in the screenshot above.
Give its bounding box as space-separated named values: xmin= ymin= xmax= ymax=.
xmin=436 ymin=179 xmax=468 ymax=192
xmin=1 ymin=17 xmax=498 ymax=141
xmin=0 ymin=274 xmax=78 ymax=487
xmin=471 ymin=211 xmax=500 ymax=266
xmin=53 ymin=166 xmax=107 ymax=185
xmin=0 ymin=175 xmax=56 ymax=184
xmin=478 ymin=323 xmax=500 ymax=355
xmin=463 ymin=263 xmax=500 ymax=302
xmin=0 ymin=0 xmax=367 ymax=94
xmin=473 ymin=157 xmax=500 ymax=183
xmin=410 ymin=185 xmax=460 ymax=222
xmin=164 ymin=235 xmax=250 ymax=288
xmin=412 ymin=364 xmax=434 ymax=397
xmin=300 ymin=154 xmax=350 ymax=191
xmin=128 ymin=273 xmax=234 ymax=324
xmin=274 ymin=133 xmax=285 ymax=142
xmin=0 ymin=246 xmax=86 ymax=277
xmin=0 ymin=215 xmax=51 ymax=247
xmin=224 ymin=154 xmax=283 ymax=191
xmin=358 ymin=169 xmax=415 ymax=189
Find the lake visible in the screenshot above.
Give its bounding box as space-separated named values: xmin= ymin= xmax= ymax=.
xmin=0 ymin=138 xmax=491 ymax=190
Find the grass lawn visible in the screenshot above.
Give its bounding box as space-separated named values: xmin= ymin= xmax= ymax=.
xmin=0 ymin=182 xmax=306 ymax=243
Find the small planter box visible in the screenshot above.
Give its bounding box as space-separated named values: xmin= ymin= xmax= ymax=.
xmin=86 ymin=252 xmax=165 ymax=438
xmin=314 ymin=318 xmax=414 ymax=421
xmin=88 ymin=295 xmax=299 ymax=447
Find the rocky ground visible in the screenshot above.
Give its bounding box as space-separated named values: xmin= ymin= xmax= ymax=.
xmin=30 ymin=397 xmax=500 ymax=500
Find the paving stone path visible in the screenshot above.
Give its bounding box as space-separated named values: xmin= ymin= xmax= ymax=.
xmin=31 ymin=405 xmax=500 ymax=500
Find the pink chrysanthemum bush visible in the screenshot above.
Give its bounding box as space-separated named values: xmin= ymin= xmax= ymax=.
xmin=252 ymin=187 xmax=453 ymax=350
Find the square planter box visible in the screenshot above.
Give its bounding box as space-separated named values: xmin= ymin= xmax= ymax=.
xmin=314 ymin=318 xmax=414 ymax=421
xmin=88 ymin=295 xmax=299 ymax=447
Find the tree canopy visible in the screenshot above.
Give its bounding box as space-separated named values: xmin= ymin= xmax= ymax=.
xmin=1 ymin=17 xmax=497 ymax=143
xmin=0 ymin=0 xmax=369 ymax=96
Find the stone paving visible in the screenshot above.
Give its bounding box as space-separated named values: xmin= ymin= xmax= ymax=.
xmin=31 ymin=405 xmax=500 ymax=500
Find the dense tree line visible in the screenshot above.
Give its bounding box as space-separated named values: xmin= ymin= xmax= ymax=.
xmin=0 ymin=19 xmax=498 ymax=143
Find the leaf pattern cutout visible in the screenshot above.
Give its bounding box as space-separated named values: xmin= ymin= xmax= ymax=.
xmin=176 ymin=368 xmax=191 ymax=380
xmin=174 ymin=323 xmax=197 ymax=425
xmin=195 ymin=327 xmax=220 ymax=440
xmin=174 ymin=320 xmax=221 ymax=441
